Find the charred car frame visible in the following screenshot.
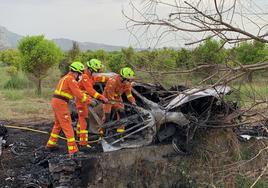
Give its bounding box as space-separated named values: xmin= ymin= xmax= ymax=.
xmin=70 ymin=73 xmax=239 ymax=154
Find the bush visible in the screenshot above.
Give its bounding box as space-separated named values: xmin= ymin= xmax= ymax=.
xmin=108 ymin=52 xmax=126 ymax=72
xmin=6 ymin=66 xmax=18 ymax=77
xmin=4 ymin=75 xmax=32 ymax=89
xmin=0 ymin=49 xmax=21 ymax=69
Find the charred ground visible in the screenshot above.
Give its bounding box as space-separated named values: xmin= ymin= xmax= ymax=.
xmin=0 ymin=119 xmax=267 ymax=188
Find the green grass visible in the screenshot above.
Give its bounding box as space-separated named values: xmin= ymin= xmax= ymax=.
xmin=2 ymin=89 xmax=25 ymax=101
xmin=235 ymin=175 xmax=268 ymax=188
xmin=227 ymin=82 xmax=268 ymax=108
xmin=240 ymin=145 xmax=256 ymax=160
xmin=0 ymin=66 xmax=10 ymax=88
xmin=4 ymin=75 xmax=33 ymax=89
xmin=0 ymin=65 xmax=60 ymax=120
xmin=0 ymin=90 xmax=53 ymax=120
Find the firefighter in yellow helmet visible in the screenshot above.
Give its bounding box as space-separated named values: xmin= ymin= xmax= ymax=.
xmin=75 ymin=59 xmax=109 ymax=149
xmin=46 ymin=61 xmax=92 ymax=156
xmin=102 ymin=67 xmax=136 ymax=133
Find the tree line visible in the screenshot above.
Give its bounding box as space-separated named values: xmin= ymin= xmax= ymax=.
xmin=0 ymin=35 xmax=267 ymax=95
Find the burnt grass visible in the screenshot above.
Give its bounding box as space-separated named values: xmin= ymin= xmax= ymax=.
xmin=0 ymin=122 xmax=54 ymax=187
xmin=0 ymin=121 xmax=267 ymax=188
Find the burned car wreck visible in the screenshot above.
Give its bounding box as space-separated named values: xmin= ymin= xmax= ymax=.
xmin=71 ymin=74 xmax=238 ymax=154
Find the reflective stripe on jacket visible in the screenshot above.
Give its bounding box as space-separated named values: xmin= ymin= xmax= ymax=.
xmin=103 ymin=74 xmax=135 ymax=103
xmin=78 ymin=70 xmax=109 ymax=100
xmin=54 ymin=72 xmax=89 ymax=103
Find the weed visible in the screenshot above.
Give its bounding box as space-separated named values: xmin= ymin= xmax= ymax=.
xmin=235 ymin=175 xmax=268 ymax=188
xmin=3 ymin=75 xmax=32 ymax=89
xmin=2 ymin=89 xmax=24 ymax=101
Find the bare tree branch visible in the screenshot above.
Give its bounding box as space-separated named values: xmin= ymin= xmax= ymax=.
xmin=125 ymin=0 xmax=268 ymax=46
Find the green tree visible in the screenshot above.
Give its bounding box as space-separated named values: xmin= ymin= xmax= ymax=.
xmin=94 ymin=49 xmax=109 ymax=69
xmin=18 ymin=35 xmax=62 ymax=95
xmin=235 ymin=41 xmax=268 ymax=82
xmin=192 ymin=38 xmax=225 ymax=65
xmin=0 ymin=49 xmax=21 ymax=68
xmin=135 ymin=48 xmax=177 ymax=71
xmin=94 ymin=49 xmax=108 ymax=62
xmin=79 ymin=49 xmax=109 ymax=71
xmin=107 ymin=47 xmax=138 ymax=72
xmin=190 ymin=38 xmax=226 ymax=79
xmin=236 ymin=41 xmax=268 ymax=64
xmin=121 ymin=47 xmax=137 ymax=67
xmin=80 ymin=50 xmax=95 ymax=62
xmin=68 ymin=41 xmax=80 ymax=61
xmin=108 ymin=52 xmax=126 ymax=72
xmin=156 ymin=48 xmax=177 ymax=70
xmin=176 ymin=48 xmax=193 ymax=69
xmin=136 ymin=50 xmax=149 ymax=69
xmin=59 ymin=41 xmax=81 ymax=76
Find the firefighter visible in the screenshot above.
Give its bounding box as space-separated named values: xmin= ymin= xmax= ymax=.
xmin=76 ymin=59 xmax=109 ymax=148
xmin=46 ymin=61 xmax=92 ymax=156
xmin=102 ymin=67 xmax=136 ymax=133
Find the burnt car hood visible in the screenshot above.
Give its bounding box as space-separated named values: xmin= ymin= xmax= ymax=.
xmin=165 ymin=85 xmax=231 ymax=110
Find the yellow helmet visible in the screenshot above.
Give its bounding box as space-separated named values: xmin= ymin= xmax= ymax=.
xmin=86 ymin=59 xmax=102 ymax=72
xmin=69 ymin=61 xmax=85 ymax=74
xmin=120 ymin=67 xmax=135 ymax=79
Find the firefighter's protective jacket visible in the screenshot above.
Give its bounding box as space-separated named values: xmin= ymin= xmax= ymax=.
xmin=103 ymin=74 xmax=135 ymax=104
xmin=78 ymin=70 xmax=109 ymax=101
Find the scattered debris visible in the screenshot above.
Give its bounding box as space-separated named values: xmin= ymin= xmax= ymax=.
xmin=235 ymin=122 xmax=268 ymax=141
xmin=49 ymin=157 xmax=82 ymax=187
xmin=10 ymin=142 xmax=28 ymax=156
xmin=0 ymin=123 xmax=8 ymax=156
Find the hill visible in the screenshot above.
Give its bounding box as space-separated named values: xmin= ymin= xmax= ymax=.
xmin=0 ymin=25 xmax=124 ymax=51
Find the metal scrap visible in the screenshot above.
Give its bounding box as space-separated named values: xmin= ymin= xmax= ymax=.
xmin=10 ymin=142 xmax=27 ymax=156
xmin=235 ymin=122 xmax=268 ymax=141
xmin=0 ymin=124 xmax=7 ymax=156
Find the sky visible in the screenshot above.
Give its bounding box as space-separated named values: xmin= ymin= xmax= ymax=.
xmin=0 ymin=0 xmax=267 ymax=48
xmin=0 ymin=0 xmax=134 ymax=46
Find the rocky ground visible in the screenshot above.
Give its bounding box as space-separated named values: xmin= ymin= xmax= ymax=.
xmin=0 ymin=120 xmax=267 ymax=188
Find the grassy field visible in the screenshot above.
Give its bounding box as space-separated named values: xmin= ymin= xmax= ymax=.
xmin=0 ymin=63 xmax=60 ymax=120
xmin=1 ymin=62 xmax=268 ymax=120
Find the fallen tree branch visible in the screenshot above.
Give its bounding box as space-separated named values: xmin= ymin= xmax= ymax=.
xmin=250 ymin=163 xmax=268 ymax=188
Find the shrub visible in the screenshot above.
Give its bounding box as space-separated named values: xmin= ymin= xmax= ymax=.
xmin=6 ymin=66 xmax=18 ymax=77
xmin=4 ymin=75 xmax=32 ymax=89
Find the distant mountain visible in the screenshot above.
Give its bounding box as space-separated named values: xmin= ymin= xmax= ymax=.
xmin=0 ymin=26 xmax=22 ymax=50
xmin=53 ymin=38 xmax=124 ymax=51
xmin=0 ymin=26 xmax=124 ymax=51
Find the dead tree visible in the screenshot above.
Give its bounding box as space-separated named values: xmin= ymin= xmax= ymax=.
xmin=124 ymin=0 xmax=267 ymax=79
xmin=124 ymin=0 xmax=268 ymax=46
xmin=124 ymin=0 xmax=268 ymax=89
